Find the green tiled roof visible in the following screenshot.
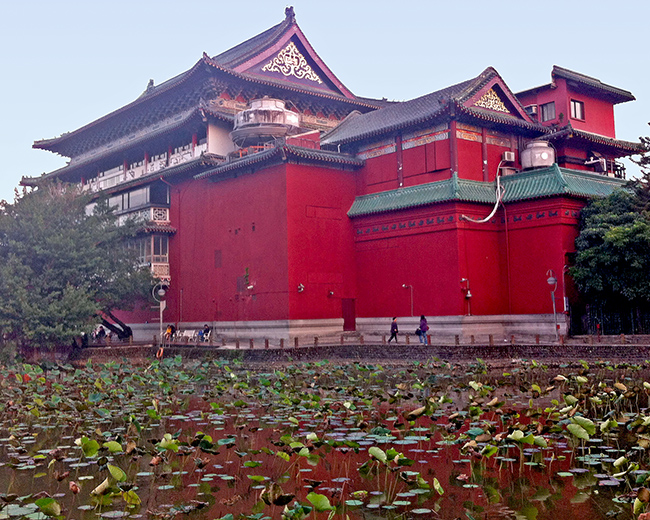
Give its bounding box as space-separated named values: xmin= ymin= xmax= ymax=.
xmin=348 ymin=174 xmax=495 ymax=216
xmin=348 ymin=165 xmax=626 ymax=217
xmin=501 ymin=165 xmax=626 ymax=202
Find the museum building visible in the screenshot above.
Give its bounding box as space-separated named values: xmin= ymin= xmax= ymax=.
xmin=25 ymin=7 xmax=644 ymax=340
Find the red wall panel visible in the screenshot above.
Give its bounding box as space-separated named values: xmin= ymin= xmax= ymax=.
xmin=359 ymin=154 xmax=398 ymax=193
xmin=165 ymin=165 xmax=290 ymax=324
xmin=285 ymin=164 xmax=358 ymax=320
xmin=457 ymin=139 xmax=483 ymax=181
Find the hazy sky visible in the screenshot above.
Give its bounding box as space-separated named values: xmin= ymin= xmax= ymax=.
xmin=1 ymin=0 xmax=647 ymax=202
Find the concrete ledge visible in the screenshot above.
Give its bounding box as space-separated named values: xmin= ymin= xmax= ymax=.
xmin=130 ymin=319 xmax=345 ymax=342
xmin=357 ymin=314 xmax=566 ymax=341
xmin=130 ymin=315 xmax=565 ymax=343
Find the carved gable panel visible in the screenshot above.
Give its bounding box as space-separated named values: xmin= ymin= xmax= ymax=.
xmin=261 ymin=41 xmax=323 ymax=84
xmin=474 ymin=88 xmax=510 ymax=113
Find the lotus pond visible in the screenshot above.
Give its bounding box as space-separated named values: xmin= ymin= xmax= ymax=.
xmin=3 ymin=355 xmax=650 ymax=520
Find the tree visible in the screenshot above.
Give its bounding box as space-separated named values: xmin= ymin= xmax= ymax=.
xmin=571 ymin=189 xmax=650 ymax=310
xmin=630 ymin=123 xmax=650 ymax=212
xmin=0 ymin=184 xmax=154 ymax=350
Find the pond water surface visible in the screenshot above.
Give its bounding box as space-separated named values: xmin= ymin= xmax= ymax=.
xmin=0 ymin=356 xmax=649 ymax=520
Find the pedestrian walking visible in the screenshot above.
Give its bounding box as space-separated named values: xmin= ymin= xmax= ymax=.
xmin=388 ymin=317 xmax=398 ymax=343
xmin=419 ymin=315 xmax=429 ymax=345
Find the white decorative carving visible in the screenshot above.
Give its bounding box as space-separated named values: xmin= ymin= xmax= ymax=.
xmin=262 ymin=42 xmax=322 ymax=84
xmin=474 ymin=89 xmax=509 ymax=113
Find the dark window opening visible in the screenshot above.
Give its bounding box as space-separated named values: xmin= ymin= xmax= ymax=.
xmin=540 ymin=102 xmax=556 ymax=122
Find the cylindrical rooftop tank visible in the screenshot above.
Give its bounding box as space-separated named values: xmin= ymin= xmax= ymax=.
xmin=520 ymin=140 xmax=555 ymax=169
xmin=230 ymin=97 xmax=301 ymax=148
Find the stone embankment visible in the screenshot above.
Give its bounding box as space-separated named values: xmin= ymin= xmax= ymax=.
xmin=65 ymin=333 xmax=650 ymax=367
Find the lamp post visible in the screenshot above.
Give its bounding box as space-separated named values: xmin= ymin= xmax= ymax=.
xmin=546 ymin=269 xmax=558 ymax=341
xmin=152 ymin=283 xmax=167 ymax=345
xmin=460 ymin=278 xmax=472 ymax=316
xmin=402 ymin=284 xmax=413 ymax=317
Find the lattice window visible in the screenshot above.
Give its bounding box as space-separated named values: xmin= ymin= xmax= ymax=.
xmin=152 ymin=207 xmax=169 ymax=222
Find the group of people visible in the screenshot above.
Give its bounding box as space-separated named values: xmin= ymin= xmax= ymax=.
xmin=92 ymin=326 xmax=114 ymax=343
xmin=388 ymin=315 xmax=429 ymax=345
xmin=164 ymin=324 xmax=211 ymax=342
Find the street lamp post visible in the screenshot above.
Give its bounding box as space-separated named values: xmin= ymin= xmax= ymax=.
xmin=402 ymin=284 xmax=413 ymax=317
xmin=152 ymin=283 xmax=167 ymax=345
xmin=546 ymin=270 xmax=558 ymax=341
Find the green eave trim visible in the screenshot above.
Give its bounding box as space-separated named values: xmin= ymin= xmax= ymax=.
xmin=348 ymin=165 xmax=626 ymax=217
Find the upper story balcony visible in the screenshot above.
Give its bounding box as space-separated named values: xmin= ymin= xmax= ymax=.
xmin=117 ymin=206 xmax=170 ymax=226
xmin=81 ymin=138 xmax=209 ymax=193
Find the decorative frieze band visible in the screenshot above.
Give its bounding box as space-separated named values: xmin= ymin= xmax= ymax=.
xmin=355 ymin=214 xmax=456 ymax=238
xmin=355 ymin=208 xmax=576 ymax=239
xmin=402 ymin=129 xmax=449 ymax=150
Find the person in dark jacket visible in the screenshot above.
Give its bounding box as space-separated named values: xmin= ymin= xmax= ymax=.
xmin=419 ymin=315 xmax=429 ymax=345
xmin=388 ymin=317 xmax=398 ymax=343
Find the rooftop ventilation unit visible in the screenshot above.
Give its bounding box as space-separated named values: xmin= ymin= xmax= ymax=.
xmin=520 ymin=141 xmax=555 ymax=170
xmin=231 ymin=97 xmax=301 ymax=148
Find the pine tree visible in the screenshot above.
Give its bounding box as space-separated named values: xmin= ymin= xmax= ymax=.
xmin=0 ymin=184 xmax=153 ymax=350
xmin=630 ymin=124 xmax=650 ymax=212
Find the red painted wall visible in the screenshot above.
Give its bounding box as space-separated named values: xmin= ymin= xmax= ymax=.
xmin=359 ymin=153 xmax=399 ymax=194
xmin=457 ymin=211 xmax=509 ymax=315
xmin=349 ymin=193 xmax=586 ymax=320
xmin=352 ymin=206 xmax=463 ymax=318
xmin=358 ymin=136 xmax=453 ymax=195
xmin=166 ymin=165 xmax=291 ymax=324
xmin=402 ymin=143 xmax=451 ymax=185
xmin=457 ymin=138 xmax=483 ymax=181
xmin=285 ymin=164 xmax=358 ymax=320
xmin=501 ymin=198 xmax=583 ymax=315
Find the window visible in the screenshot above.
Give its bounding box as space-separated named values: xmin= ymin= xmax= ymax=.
xmin=108 ymin=194 xmax=123 ymax=211
xmin=570 ymin=100 xmax=585 ymax=120
xmin=149 ymin=182 xmax=169 ymax=205
xmin=126 ymin=235 xmax=168 ymax=264
xmin=152 ymin=236 xmax=168 ymax=263
xmin=128 ymin=187 xmax=148 ymax=209
xmin=540 ymin=102 xmax=555 ymax=122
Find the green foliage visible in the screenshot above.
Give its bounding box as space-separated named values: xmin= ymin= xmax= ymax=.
xmin=0 ymin=183 xmax=153 ymax=350
xmin=571 ymin=189 xmax=650 ymax=305
xmin=631 ymin=125 xmax=650 ymax=213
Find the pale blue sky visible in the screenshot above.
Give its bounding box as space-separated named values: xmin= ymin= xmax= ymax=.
xmin=1 ymin=0 xmax=647 ymax=202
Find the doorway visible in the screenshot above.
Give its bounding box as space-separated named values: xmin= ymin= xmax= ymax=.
xmin=342 ymin=298 xmax=356 ymax=331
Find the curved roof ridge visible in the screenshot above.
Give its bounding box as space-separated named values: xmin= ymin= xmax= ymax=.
xmin=33 ymin=57 xmax=209 ymax=153
xmin=322 ymin=73 xmax=485 ymax=145
xmin=552 ymin=65 xmax=635 ymax=103
xmin=212 ymin=15 xmax=292 ymax=68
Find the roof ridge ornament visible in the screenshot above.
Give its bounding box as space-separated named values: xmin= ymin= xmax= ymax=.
xmin=285 ymin=6 xmax=295 ymax=21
